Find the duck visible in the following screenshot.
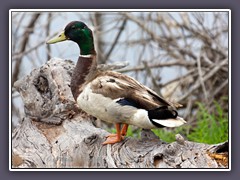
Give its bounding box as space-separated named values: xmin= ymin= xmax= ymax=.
xmin=47 ymin=21 xmax=186 ymax=145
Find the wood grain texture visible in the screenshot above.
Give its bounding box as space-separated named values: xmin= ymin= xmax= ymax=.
xmin=12 ymin=58 xmax=228 ymax=169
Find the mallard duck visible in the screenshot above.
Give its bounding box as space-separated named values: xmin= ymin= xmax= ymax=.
xmin=47 ymin=21 xmax=186 ymax=145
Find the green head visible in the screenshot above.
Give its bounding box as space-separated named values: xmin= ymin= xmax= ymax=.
xmin=47 ymin=21 xmax=96 ymax=55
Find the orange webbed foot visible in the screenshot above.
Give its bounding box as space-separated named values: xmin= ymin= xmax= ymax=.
xmin=106 ymin=133 xmax=125 ymax=138
xmin=102 ymin=123 xmax=129 ymax=145
xmin=102 ymin=135 xmax=123 ymax=145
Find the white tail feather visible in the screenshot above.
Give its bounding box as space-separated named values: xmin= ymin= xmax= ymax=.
xmin=152 ymin=116 xmax=186 ymax=127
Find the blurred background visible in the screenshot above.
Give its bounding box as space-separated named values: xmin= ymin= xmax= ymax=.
xmin=11 ymin=11 xmax=229 ymax=144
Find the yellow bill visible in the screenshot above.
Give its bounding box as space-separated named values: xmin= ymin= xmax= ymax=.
xmin=46 ymin=31 xmax=68 ymax=44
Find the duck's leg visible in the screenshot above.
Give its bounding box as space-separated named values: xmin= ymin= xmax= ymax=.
xmin=106 ymin=124 xmax=129 ymax=137
xmin=121 ymin=124 xmax=129 ymax=136
xmin=102 ymin=123 xmax=123 ymax=145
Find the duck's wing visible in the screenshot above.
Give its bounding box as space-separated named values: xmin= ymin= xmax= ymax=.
xmin=90 ymin=71 xmax=181 ymax=110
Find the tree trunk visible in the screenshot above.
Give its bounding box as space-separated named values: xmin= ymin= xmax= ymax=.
xmin=12 ymin=58 xmax=228 ymax=169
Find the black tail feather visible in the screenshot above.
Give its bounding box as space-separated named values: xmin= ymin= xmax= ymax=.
xmin=148 ymin=107 xmax=178 ymax=120
xmin=147 ymin=107 xmax=178 ymax=128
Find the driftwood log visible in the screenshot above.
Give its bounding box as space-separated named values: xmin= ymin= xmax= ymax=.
xmin=12 ymin=58 xmax=228 ymax=169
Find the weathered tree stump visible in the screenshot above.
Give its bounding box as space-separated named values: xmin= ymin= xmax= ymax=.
xmin=12 ymin=58 xmax=228 ymax=168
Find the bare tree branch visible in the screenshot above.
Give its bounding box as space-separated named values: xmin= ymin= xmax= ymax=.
xmin=142 ymin=61 xmax=161 ymax=95
xmin=197 ymin=49 xmax=208 ymax=101
xmin=178 ymin=59 xmax=228 ymax=102
xmin=118 ymin=60 xmax=196 ymax=73
xmin=46 ymin=13 xmax=52 ymax=61
xmin=12 ymin=13 xmax=41 ymax=86
xmin=105 ymin=18 xmax=127 ymax=61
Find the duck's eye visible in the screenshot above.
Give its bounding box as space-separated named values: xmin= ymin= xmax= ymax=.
xmin=71 ymin=26 xmax=76 ymax=30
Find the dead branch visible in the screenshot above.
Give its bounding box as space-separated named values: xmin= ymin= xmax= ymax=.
xmin=143 ymin=61 xmax=162 ymax=95
xmin=178 ymin=59 xmax=228 ymax=102
xmin=197 ymin=49 xmax=208 ymax=101
xmin=12 ymin=13 xmax=41 ymax=86
xmin=46 ymin=13 xmax=52 ymax=61
xmin=93 ymin=12 xmax=105 ymax=64
xmin=118 ymin=60 xmax=196 ymax=73
xmin=105 ymin=18 xmax=127 ymax=61
xmin=12 ymin=39 xmax=47 ymax=61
